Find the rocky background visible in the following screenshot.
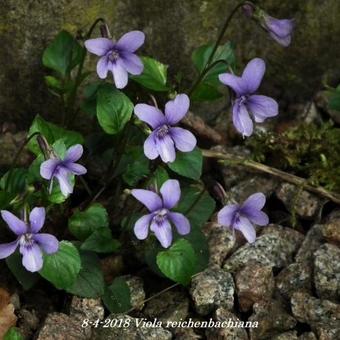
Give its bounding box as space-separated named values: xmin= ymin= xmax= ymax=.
xmin=2 ymin=165 xmax=339 ymax=339
xmin=1 ymin=0 xmax=340 ymax=127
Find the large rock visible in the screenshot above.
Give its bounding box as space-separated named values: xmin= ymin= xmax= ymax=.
xmin=276 ymin=262 xmax=312 ymax=299
xmin=314 ymin=244 xmax=340 ymax=302
xmin=235 ymin=262 xmax=275 ymax=312
xmin=2 ymin=0 xmax=340 ymax=127
xmin=143 ymin=289 xmax=189 ymax=324
xmin=276 ymin=183 xmax=322 ymax=219
xmin=223 ymin=225 xmax=303 ymax=272
xmin=205 ymin=308 xmax=249 ymax=340
xmin=295 ymin=224 xmax=324 ymax=264
xmin=69 ymin=296 xmax=105 ymax=323
xmin=36 ymin=313 xmax=91 ymax=340
xmin=124 ymin=275 xmax=145 ymax=311
xmin=190 ymin=266 xmax=234 ymax=315
xmin=321 ymin=217 xmax=340 ymax=246
xmin=202 ymin=222 xmax=236 ymax=267
xmin=291 ymin=292 xmax=340 ymax=339
xmin=249 ymin=300 xmax=297 ymax=340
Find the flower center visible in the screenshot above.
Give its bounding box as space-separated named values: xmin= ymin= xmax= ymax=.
xmin=156 ymin=125 xmax=170 ymax=139
xmin=153 ymin=208 xmax=168 ymax=225
xmin=108 ymin=50 xmax=120 ymax=61
xmin=20 ymin=233 xmax=34 ymax=247
xmin=232 ymin=211 xmax=241 ymax=226
xmin=239 ymin=95 xmax=248 ymax=105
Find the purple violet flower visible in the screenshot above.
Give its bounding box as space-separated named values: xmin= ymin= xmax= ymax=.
xmin=131 ymin=179 xmax=190 ymax=248
xmin=85 ymin=30 xmax=145 ymax=89
xmin=134 ymin=94 xmax=197 ymax=163
xmin=0 ymin=208 xmax=59 ymax=272
xmin=262 ymin=15 xmax=294 ymax=47
xmin=40 ymin=144 xmax=87 ymax=197
xmin=219 ymin=58 xmax=278 ymax=137
xmin=217 ymin=193 xmax=269 ymax=243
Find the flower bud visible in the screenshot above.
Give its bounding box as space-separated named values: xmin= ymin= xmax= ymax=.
xmin=254 ymin=7 xmax=294 ymax=47
xmin=242 ymin=3 xmax=255 ymax=18
xmin=100 ymin=23 xmax=111 ymax=39
xmin=37 ymin=135 xmax=55 ymax=159
xmin=212 ymin=181 xmax=227 ymax=203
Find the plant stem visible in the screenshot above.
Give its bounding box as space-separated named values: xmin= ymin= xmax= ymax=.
xmin=188 ymin=59 xmax=230 ymax=97
xmin=207 ymin=1 xmax=253 ymax=67
xmin=188 ymin=1 xmax=254 ymax=97
xmin=201 ymin=149 xmax=340 ymax=205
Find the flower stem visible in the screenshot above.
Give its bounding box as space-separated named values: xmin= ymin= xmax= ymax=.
xmin=188 ymin=59 xmax=230 ymax=97
xmin=188 ymin=1 xmax=254 ymax=97
xmin=201 ymin=149 xmax=340 ymax=205
xmin=206 ymin=1 xmax=254 ymax=67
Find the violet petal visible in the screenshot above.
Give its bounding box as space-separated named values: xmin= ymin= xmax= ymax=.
xmin=29 ymin=207 xmax=45 ymax=233
xmin=150 ymin=219 xmax=172 ymax=248
xmin=168 ymin=212 xmax=190 ymax=235
xmin=1 ymin=210 xmax=27 ymax=235
xmin=131 ymin=189 xmax=162 ymax=212
xmin=160 ymin=179 xmax=181 ymax=209
xmin=33 ymin=233 xmax=59 ymax=254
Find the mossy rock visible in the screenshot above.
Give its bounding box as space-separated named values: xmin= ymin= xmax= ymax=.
xmin=1 ymin=0 xmax=340 ymax=127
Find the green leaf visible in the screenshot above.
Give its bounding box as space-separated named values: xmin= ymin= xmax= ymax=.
xmin=190 ymin=82 xmax=223 ymax=102
xmin=0 ymin=168 xmax=27 ymax=194
xmin=48 ymin=175 xmax=75 ymax=204
xmin=144 ymin=240 xmax=166 ymax=277
xmin=156 ymin=239 xmax=197 ymax=285
xmin=329 ymin=91 xmax=340 ymax=111
xmin=44 ymin=76 xmax=63 ymax=91
xmin=131 ymin=56 xmax=169 ymax=91
xmin=0 ymin=191 xmax=14 ymax=209
xmin=4 ymin=327 xmax=24 ymax=340
xmin=66 ymin=251 xmax=105 ymax=298
xmin=183 ymin=228 xmax=209 ymax=272
xmin=27 ymin=115 xmax=84 ymax=156
xmin=68 ymin=203 xmax=109 ymax=241
xmin=27 ymin=154 xmax=44 ymax=183
xmin=42 ymin=30 xmax=84 ymax=76
xmin=81 ymin=82 xmax=101 ymax=117
xmin=81 ymin=228 xmax=120 ymax=253
xmin=168 ymin=148 xmax=203 ymax=180
xmin=6 ymin=251 xmax=40 ymax=290
xmin=102 ymin=276 xmax=132 ymax=313
xmin=52 ymin=139 xmax=67 ymax=158
xmin=120 ymin=146 xmax=150 ymax=186
xmin=147 ymin=167 xmax=169 ymax=191
xmin=96 ymin=84 xmax=133 ymax=134
xmin=192 ymin=42 xmax=235 ymax=82
xmin=191 ymin=42 xmax=235 ymax=102
xmin=175 ymin=186 xmax=215 ymax=228
xmin=39 ymin=241 xmax=81 ymax=290
xmin=121 ymin=212 xmax=143 ymax=231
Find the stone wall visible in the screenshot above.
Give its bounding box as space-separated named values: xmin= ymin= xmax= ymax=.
xmin=1 ymin=0 xmax=340 ymax=127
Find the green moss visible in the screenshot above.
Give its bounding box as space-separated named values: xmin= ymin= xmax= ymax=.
xmin=246 ymin=122 xmax=340 ymax=191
